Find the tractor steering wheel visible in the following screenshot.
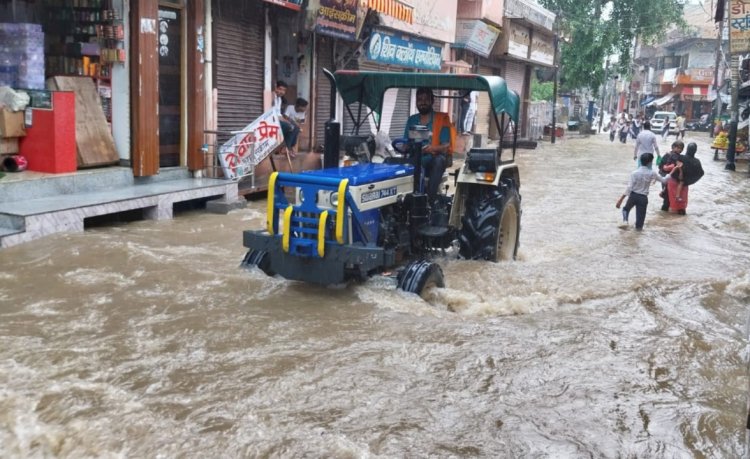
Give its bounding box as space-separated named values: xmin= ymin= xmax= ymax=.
xmin=391 ymin=138 xmax=409 ymax=154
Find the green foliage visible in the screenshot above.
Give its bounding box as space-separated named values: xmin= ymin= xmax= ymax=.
xmin=531 ymin=79 xmax=555 ymax=101
xmin=538 ymin=0 xmax=686 ymax=94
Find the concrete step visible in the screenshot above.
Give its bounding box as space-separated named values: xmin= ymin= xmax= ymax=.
xmin=0 ymin=166 xmax=193 ymax=203
xmin=0 ymin=177 xmax=242 ymax=249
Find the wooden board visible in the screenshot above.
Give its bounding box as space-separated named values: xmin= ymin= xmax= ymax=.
xmin=48 ymin=76 xmax=119 ymax=168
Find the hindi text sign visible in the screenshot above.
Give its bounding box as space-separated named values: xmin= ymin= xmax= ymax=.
xmin=730 ymin=0 xmax=750 ymax=53
xmin=315 ymin=0 xmax=358 ymax=41
xmin=217 ymin=109 xmax=284 ymax=180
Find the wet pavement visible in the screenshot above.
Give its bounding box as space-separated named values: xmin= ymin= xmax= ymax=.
xmin=1 ymin=130 xmax=749 ymax=457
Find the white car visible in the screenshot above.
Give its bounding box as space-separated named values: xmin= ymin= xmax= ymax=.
xmin=650 ymin=111 xmax=677 ymax=135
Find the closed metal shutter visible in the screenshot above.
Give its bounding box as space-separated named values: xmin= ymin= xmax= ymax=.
xmin=503 ymin=61 xmax=526 ymax=137
xmin=390 ymin=88 xmax=412 ymax=137
xmin=213 ymin=0 xmax=264 ymax=140
xmin=315 ymin=36 xmax=334 ymax=149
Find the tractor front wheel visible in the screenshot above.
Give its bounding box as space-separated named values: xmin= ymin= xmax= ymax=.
xmin=240 ymin=249 xmax=275 ymax=276
xmin=397 ymin=259 xmax=445 ymax=298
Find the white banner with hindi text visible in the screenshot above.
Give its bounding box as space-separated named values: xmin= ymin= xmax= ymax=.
xmin=217 ymin=109 xmax=284 ymax=180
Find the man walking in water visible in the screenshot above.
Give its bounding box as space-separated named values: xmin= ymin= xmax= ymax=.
xmin=633 ymin=120 xmax=660 ymax=163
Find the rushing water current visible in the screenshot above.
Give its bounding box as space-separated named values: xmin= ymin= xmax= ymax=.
xmin=1 ymin=132 xmax=750 ymax=458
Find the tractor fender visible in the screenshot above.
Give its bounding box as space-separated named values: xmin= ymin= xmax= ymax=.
xmin=449 ymin=164 xmax=521 ymax=228
xmin=454 ymin=162 xmax=520 ymax=188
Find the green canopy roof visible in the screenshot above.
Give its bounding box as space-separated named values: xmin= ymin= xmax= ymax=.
xmin=333 ymin=71 xmax=520 ymax=122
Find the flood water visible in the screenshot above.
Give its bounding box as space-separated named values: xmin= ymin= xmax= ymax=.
xmin=1 ymin=131 xmax=750 ymax=458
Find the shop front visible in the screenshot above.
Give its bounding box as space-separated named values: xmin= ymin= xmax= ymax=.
xmin=489 ymin=0 xmax=555 ymax=139
xmin=356 ymin=0 xmax=455 ymax=137
xmin=674 ymin=67 xmax=714 ymax=120
xmin=452 ymin=0 xmax=502 ymax=139
xmin=311 ymin=0 xmax=362 ymax=148
xmin=0 ymin=0 xmax=130 ymax=172
xmin=360 ymin=27 xmax=444 ymax=136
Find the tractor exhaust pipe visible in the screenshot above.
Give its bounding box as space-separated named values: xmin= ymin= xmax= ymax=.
xmin=322 ymin=68 xmax=340 ymax=169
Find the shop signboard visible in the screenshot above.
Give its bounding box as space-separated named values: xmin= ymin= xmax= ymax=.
xmin=218 ymin=109 xmax=284 ymax=180
xmin=366 ymin=28 xmax=442 ymax=70
xmin=507 ymin=22 xmax=530 ymax=59
xmin=315 ymin=0 xmax=359 ymax=41
xmin=378 ymin=0 xmax=457 ymax=44
xmin=262 ymin=0 xmax=303 ymax=11
xmin=730 ymin=0 xmax=750 ymax=53
xmin=529 ymin=32 xmax=554 ymax=66
xmin=454 ymin=20 xmax=501 ymax=57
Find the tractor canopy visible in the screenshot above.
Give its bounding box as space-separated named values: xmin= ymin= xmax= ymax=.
xmin=333 ymin=71 xmax=520 ymax=122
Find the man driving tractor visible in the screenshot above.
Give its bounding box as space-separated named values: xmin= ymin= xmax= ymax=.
xmin=404 ymin=87 xmax=456 ymax=203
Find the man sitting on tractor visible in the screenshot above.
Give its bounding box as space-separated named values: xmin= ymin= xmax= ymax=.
xmin=404 ymin=87 xmax=456 ymax=203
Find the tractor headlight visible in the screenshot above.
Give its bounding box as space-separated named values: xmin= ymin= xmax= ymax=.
xmin=329 ymin=192 xmax=339 ymax=207
xmin=298 ymin=189 xmax=304 ymax=203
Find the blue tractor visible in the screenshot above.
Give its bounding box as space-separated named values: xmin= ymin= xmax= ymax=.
xmin=241 ymin=71 xmax=522 ymax=297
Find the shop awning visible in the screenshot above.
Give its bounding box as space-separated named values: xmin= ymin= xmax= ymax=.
xmin=681 ymin=86 xmax=709 ymax=100
xmin=261 ymin=0 xmax=302 ymax=11
xmin=647 ymin=92 xmax=676 ymax=107
xmin=640 ymin=96 xmax=656 ymax=106
xmin=368 ymin=0 xmax=413 ymax=24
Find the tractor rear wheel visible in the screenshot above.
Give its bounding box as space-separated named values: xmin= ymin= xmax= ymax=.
xmin=240 ymin=249 xmax=275 ymax=276
xmin=458 ymin=181 xmax=521 ymax=261
xmin=397 ymin=259 xmax=445 ymax=298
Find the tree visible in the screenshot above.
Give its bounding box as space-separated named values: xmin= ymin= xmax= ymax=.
xmin=538 ymin=0 xmax=686 ymax=96
xmin=531 ymin=79 xmax=555 ymax=101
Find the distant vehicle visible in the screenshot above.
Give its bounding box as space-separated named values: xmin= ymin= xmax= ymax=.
xmin=650 ymin=111 xmax=677 ymax=134
xmin=686 ymin=114 xmax=712 ymax=132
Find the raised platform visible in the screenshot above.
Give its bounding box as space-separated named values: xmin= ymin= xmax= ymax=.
xmin=0 ymin=167 xmax=243 ymax=248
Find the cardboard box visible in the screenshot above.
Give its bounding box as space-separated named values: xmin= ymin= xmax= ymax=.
xmin=0 ymin=109 xmax=26 ymax=138
xmin=0 ymin=137 xmax=19 ymax=154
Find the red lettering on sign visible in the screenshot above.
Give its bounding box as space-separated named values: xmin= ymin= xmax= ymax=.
xmin=256 ymin=121 xmax=280 ymax=141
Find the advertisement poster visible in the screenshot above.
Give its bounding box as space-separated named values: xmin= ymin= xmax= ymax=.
xmin=367 ymin=28 xmax=442 ymax=71
xmin=315 ymin=0 xmax=358 ymax=41
xmin=217 ymin=109 xmax=284 ymax=180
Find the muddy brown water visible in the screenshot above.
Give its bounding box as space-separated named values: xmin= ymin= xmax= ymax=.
xmin=1 ymin=132 xmax=749 ymax=458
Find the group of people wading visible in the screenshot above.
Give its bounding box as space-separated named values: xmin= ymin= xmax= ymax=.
xmin=615 ymin=120 xmax=704 ymax=231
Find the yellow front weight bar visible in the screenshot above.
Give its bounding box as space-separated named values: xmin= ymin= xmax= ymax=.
xmin=335 ymin=179 xmax=349 ymax=244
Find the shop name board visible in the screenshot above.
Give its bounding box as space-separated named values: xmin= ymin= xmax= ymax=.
xmin=315 ymin=0 xmax=358 ymax=41
xmin=730 ymin=0 xmax=750 ymax=53
xmin=507 ymin=22 xmax=530 ymax=59
xmin=454 ymin=20 xmax=501 ymax=57
xmin=505 ymin=0 xmax=555 ymax=32
xmin=367 ymin=29 xmax=442 ymax=70
xmin=529 ymin=33 xmax=553 ymax=65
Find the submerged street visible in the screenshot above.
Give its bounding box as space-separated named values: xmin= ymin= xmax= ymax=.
xmin=1 ymin=131 xmax=750 ymax=457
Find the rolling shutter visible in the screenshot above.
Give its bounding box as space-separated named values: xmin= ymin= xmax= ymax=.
xmin=213 ymin=0 xmax=264 ymax=139
xmin=315 ymin=36 xmax=334 ymax=149
xmin=390 ymin=88 xmax=412 ymax=137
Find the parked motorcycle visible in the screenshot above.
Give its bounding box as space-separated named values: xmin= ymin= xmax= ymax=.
xmin=686 ymin=116 xmax=713 ymax=132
